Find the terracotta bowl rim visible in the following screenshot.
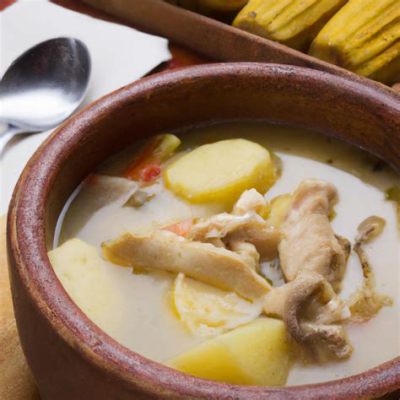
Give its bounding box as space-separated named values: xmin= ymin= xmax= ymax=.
xmin=8 ymin=63 xmax=400 ymax=399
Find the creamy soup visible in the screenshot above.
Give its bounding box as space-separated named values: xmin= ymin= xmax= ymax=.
xmin=52 ymin=122 xmax=400 ymax=386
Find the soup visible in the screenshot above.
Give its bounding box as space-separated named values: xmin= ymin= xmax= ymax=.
xmin=51 ymin=122 xmax=400 ymax=386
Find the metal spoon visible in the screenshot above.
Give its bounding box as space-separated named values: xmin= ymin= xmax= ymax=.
xmin=0 ymin=37 xmax=91 ymax=153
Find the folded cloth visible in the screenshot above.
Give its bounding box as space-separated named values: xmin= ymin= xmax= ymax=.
xmin=0 ymin=0 xmax=171 ymax=213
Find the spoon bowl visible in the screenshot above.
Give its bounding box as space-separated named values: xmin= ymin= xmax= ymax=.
xmin=0 ymin=37 xmax=90 ymax=148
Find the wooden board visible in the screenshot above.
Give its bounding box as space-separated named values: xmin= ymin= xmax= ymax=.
xmin=0 ymin=216 xmax=41 ymax=400
xmin=82 ymin=0 xmax=399 ymax=95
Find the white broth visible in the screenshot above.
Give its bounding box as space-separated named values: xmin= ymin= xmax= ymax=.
xmin=55 ymin=122 xmax=400 ymax=385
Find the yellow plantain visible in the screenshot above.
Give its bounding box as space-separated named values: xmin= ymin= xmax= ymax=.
xmin=310 ymin=0 xmax=400 ymax=84
xmin=233 ymin=0 xmax=348 ymax=51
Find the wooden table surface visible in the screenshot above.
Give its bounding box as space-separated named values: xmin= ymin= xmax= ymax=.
xmin=0 ymin=216 xmax=41 ymax=400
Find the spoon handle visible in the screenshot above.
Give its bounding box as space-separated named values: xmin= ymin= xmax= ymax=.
xmin=0 ymin=125 xmax=25 ymax=157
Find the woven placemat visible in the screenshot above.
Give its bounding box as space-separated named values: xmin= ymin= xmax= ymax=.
xmin=0 ymin=215 xmax=40 ymax=400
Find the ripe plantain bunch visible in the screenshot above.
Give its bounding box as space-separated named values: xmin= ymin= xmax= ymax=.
xmin=232 ymin=0 xmax=399 ymax=84
xmin=233 ymin=0 xmax=348 ymax=52
xmin=309 ymin=0 xmax=400 ymax=85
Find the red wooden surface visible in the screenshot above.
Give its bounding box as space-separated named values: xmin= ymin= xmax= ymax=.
xmin=0 ymin=0 xmax=13 ymax=11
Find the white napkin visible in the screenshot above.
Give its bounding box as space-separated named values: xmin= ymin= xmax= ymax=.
xmin=0 ymin=0 xmax=171 ymax=213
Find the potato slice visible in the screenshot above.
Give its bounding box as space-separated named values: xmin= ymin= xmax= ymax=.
xmin=167 ymin=318 xmax=291 ymax=386
xmin=164 ymin=139 xmax=276 ymax=204
xmin=172 ymin=273 xmax=262 ymax=337
xmin=49 ymin=239 xmax=122 ymax=333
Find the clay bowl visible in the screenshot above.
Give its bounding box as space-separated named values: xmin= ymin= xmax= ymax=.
xmin=7 ymin=63 xmax=400 ymax=400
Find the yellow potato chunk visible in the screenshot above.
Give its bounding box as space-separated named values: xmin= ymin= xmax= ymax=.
xmin=164 ymin=139 xmax=276 ymax=204
xmin=49 ymin=239 xmax=122 ymax=333
xmin=167 ymin=318 xmax=291 ymax=386
xmin=172 ymin=273 xmax=262 ymax=337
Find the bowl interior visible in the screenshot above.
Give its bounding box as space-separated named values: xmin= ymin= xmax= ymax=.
xmin=10 ymin=63 xmax=400 ymax=399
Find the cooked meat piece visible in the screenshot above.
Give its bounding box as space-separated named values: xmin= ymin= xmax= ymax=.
xmin=103 ymin=189 xmax=277 ymax=301
xmin=300 ymin=322 xmax=353 ymax=360
xmin=283 ymin=271 xmax=351 ymax=356
xmin=189 ymin=213 xmax=265 ymax=242
xmin=348 ymin=284 xmax=392 ymax=323
xmin=264 ymin=271 xmax=352 ymax=359
xmin=313 ymin=295 xmax=351 ymax=325
xmin=264 ymin=179 xmax=352 ymax=360
xmin=282 ymin=271 xmax=329 ymax=335
xmin=227 ymin=222 xmax=281 ymax=261
xmin=355 ymin=215 xmax=386 ymax=245
xmin=189 ymin=189 xmax=280 ymax=260
xmin=232 ymin=188 xmax=269 ymax=216
xmin=263 ymin=282 xmax=291 ymax=318
xmin=228 ymin=240 xmax=260 ymax=271
xmin=279 ymin=180 xmax=348 ymax=290
xmin=347 ymin=216 xmax=392 ymax=323
xmin=102 ymin=230 xmax=270 ymax=300
xmin=264 ymin=271 xmax=350 ymax=324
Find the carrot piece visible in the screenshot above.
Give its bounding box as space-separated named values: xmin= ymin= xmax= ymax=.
xmin=85 ymin=173 xmax=100 ymax=186
xmin=123 ymin=137 xmax=161 ymax=181
xmin=123 ymin=134 xmax=181 ymax=183
xmin=140 ymin=163 xmax=162 ymax=182
xmin=163 ymin=219 xmax=193 ymax=237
